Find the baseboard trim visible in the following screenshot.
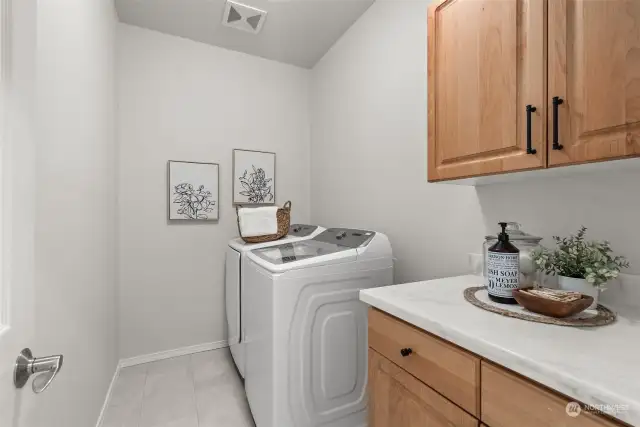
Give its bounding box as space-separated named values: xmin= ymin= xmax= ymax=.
xmin=95 ymin=362 xmax=120 ymax=427
xmin=119 ymin=340 xmax=229 ymax=368
xmin=96 ymin=340 xmax=229 ymax=426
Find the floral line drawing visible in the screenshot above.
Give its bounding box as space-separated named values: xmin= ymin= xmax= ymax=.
xmin=172 ymin=183 xmax=216 ymax=220
xmin=238 ymin=165 xmax=274 ymax=203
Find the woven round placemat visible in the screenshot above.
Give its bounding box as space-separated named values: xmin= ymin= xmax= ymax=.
xmin=464 ymin=286 xmax=616 ymax=327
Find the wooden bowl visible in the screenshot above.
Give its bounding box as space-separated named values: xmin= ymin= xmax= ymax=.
xmin=513 ymin=287 xmax=594 ymax=318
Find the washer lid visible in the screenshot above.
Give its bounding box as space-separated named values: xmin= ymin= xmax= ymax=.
xmin=288 ymin=224 xmax=320 ymax=238
xmin=252 ymin=239 xmax=350 ymax=265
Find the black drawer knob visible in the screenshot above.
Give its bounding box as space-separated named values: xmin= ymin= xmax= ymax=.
xmin=400 ymin=348 xmax=413 ymax=357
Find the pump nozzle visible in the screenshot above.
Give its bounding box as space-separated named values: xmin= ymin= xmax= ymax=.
xmin=498 ymin=222 xmax=509 ymax=242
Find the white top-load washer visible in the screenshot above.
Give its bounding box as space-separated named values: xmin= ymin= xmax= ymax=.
xmin=243 ymin=228 xmax=393 ymax=427
xmin=225 ymin=224 xmax=325 ymax=378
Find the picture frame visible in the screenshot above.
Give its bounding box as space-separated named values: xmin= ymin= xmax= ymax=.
xmin=232 ymin=149 xmax=276 ymax=205
xmin=167 ymin=160 xmax=219 ymax=221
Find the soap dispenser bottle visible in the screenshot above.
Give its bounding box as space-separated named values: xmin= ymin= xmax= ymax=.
xmin=486 ymin=222 xmax=520 ymax=304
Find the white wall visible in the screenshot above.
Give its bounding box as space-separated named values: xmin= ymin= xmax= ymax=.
xmin=310 ymin=0 xmax=485 ymax=284
xmin=117 ymin=24 xmax=311 ymax=359
xmin=27 ymin=1 xmax=118 ymax=426
xmin=310 ymin=0 xmax=640 ymax=284
xmin=476 ymin=170 xmax=640 ymax=275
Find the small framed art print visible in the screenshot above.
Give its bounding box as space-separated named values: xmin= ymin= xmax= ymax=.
xmin=232 ymin=149 xmax=275 ymax=205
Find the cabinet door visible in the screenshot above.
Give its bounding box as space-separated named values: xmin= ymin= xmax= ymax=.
xmin=368 ymin=349 xmax=478 ymax=427
xmin=428 ymin=0 xmax=546 ymax=181
xmin=481 ymin=362 xmax=624 ymax=427
xmin=548 ymin=0 xmax=640 ymax=166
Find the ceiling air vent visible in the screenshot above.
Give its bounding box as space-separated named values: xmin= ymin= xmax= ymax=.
xmin=222 ymin=0 xmax=267 ymax=34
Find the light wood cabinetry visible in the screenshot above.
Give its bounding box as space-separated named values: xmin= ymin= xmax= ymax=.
xmin=427 ymin=0 xmax=546 ymax=181
xmin=368 ymin=308 xmax=480 ymax=416
xmin=548 ymin=0 xmax=640 ymax=166
xmin=481 ymin=362 xmax=622 ymax=427
xmin=368 ymin=349 xmax=478 ymax=427
xmin=368 ymin=309 xmax=626 ymax=427
xmin=427 ymin=0 xmax=640 ymax=182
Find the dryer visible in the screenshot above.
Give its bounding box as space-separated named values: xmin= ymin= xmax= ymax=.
xmin=243 ymin=228 xmax=393 ymax=427
xmin=225 ymin=224 xmax=325 ymax=378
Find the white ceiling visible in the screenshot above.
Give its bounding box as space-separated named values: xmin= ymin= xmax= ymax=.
xmin=115 ymin=0 xmax=374 ymax=69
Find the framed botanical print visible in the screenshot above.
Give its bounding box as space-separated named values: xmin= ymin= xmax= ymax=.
xmin=232 ymin=149 xmax=275 ymax=205
xmin=168 ymin=161 xmax=219 ymax=221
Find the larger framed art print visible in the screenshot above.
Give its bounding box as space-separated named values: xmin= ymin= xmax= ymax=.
xmin=168 ymin=161 xmax=219 ymax=221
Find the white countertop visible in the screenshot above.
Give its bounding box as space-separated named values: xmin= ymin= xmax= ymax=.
xmin=360 ymin=275 xmax=640 ymax=426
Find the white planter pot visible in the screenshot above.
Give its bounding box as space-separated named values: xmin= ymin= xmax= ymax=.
xmin=557 ymin=276 xmax=599 ymax=309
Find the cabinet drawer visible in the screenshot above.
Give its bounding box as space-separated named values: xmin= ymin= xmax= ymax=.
xmin=368 ymin=309 xmax=480 ymax=416
xmin=481 ymin=362 xmax=624 ymax=427
xmin=369 ymin=349 xmax=478 ymax=427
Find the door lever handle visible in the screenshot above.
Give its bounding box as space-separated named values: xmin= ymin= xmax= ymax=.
xmin=14 ymin=348 xmax=64 ymax=393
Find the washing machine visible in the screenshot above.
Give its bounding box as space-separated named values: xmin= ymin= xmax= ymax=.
xmin=225 ymin=224 xmax=325 ymax=378
xmin=243 ymin=228 xmax=393 ymax=427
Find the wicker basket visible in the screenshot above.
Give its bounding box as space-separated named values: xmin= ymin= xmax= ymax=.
xmin=236 ymin=201 xmax=291 ymax=244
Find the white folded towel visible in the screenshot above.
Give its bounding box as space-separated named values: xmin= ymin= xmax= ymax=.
xmin=239 ymin=206 xmax=278 ymax=237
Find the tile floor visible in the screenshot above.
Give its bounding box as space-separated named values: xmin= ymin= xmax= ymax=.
xmin=101 ymin=348 xmax=255 ymax=427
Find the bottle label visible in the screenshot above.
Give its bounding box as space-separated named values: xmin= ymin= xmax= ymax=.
xmin=486 ymin=252 xmax=520 ymax=298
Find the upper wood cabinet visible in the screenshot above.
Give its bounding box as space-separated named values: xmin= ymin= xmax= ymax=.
xmin=428 ymin=0 xmax=546 ymax=181
xmin=428 ymin=0 xmax=640 ymax=182
xmin=548 ymin=0 xmax=640 ymax=166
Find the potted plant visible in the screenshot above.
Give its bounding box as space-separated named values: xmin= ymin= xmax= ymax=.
xmin=532 ymin=226 xmax=629 ymax=309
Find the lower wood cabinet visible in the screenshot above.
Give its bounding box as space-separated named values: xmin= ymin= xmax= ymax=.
xmin=481 ymin=362 xmax=622 ymax=427
xmin=368 ymin=307 xmax=479 ymax=416
xmin=368 ymin=348 xmax=478 ymax=427
xmin=368 ymin=309 xmax=626 ymax=427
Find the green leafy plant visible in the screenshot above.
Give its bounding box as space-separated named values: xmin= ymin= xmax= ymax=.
xmin=532 ymin=226 xmax=629 ymax=288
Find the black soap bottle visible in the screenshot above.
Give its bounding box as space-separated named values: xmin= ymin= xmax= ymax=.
xmin=486 ymin=222 xmax=520 ymax=304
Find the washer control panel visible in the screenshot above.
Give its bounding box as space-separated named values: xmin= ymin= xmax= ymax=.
xmin=314 ymin=228 xmax=375 ymax=248
xmin=288 ymin=224 xmax=319 ymax=238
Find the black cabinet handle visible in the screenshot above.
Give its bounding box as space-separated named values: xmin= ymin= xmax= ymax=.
xmin=552 ymin=96 xmax=564 ymax=150
xmin=526 ymin=105 xmax=537 ymax=154
xmin=400 ymin=348 xmax=413 ymax=357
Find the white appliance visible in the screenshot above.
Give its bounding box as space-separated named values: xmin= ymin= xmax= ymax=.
xmin=244 ymin=228 xmax=393 ymax=427
xmin=225 ymin=224 xmax=325 ymax=378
